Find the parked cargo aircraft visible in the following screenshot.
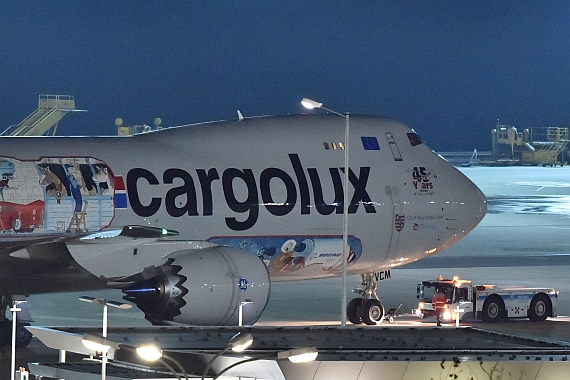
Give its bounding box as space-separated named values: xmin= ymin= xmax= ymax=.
xmin=0 ymin=114 xmax=486 ymax=345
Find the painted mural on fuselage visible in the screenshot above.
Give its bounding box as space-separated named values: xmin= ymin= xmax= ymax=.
xmin=0 ymin=157 xmax=115 ymax=234
xmin=0 ymin=153 xmax=369 ymax=276
xmin=209 ymin=235 xmax=362 ymax=276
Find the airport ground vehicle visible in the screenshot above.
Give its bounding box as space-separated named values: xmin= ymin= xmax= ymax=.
xmin=489 ymin=124 xmax=568 ymax=166
xmin=416 ymin=276 xmax=557 ymax=323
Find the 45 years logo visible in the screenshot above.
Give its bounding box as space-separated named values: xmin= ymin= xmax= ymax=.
xmin=412 ymin=167 xmax=435 ymax=194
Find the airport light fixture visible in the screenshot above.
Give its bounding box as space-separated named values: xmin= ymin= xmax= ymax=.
xmin=227 ymin=331 xmax=254 ymax=352
xmin=277 ymin=346 xmax=319 ymax=363
xmin=81 ymin=333 xmax=120 ymax=352
xmin=79 ymin=336 xmax=189 ymax=380
xmin=134 ymin=343 xmax=188 ymax=380
xmin=78 ymin=296 xmax=132 ymax=337
xmin=136 ymin=343 xmax=163 ymax=362
xmin=212 ymin=346 xmax=318 ymax=380
xmin=302 ymin=97 xmax=350 ymax=327
xmin=79 ymin=296 xmax=132 ymax=380
xmin=202 ymin=332 xmax=254 ymax=379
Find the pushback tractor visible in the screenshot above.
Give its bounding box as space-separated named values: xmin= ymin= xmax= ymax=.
xmin=416 ymin=276 xmax=557 ymax=323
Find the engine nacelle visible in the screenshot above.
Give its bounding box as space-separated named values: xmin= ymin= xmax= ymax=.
xmin=123 ymin=246 xmax=270 ymax=326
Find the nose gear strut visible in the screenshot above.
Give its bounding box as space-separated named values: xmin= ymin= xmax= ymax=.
xmin=347 ymin=273 xmax=385 ymax=325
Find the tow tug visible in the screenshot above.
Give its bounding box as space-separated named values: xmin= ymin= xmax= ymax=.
xmin=416 ymin=276 xmax=557 ymax=323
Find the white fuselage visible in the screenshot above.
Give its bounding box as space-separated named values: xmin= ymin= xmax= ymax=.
xmin=0 ymin=114 xmax=486 ymax=283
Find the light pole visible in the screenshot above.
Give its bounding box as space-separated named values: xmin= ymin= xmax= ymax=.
xmin=79 ymin=296 xmax=132 ymax=380
xmin=10 ymin=301 xmax=23 ymax=380
xmin=238 ymin=299 xmax=252 ymax=327
xmin=302 ymin=98 xmax=350 ymax=326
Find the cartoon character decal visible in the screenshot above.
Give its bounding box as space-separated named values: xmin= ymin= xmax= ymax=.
xmin=209 ymin=236 xmax=362 ymax=274
xmin=0 ymin=157 xmax=116 ymax=234
xmin=92 ymin=166 xmax=114 ymax=195
xmin=39 ymin=166 xmax=68 ymax=202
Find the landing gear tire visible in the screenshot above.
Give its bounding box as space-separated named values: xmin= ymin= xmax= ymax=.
xmin=482 ymin=295 xmax=504 ymax=323
xmin=528 ymin=293 xmax=550 ymax=322
xmin=361 ymin=299 xmax=385 ymax=325
xmin=347 ymin=298 xmax=363 ymax=325
xmin=0 ymin=320 xmax=32 ymax=347
xmin=16 ymin=322 xmax=32 ymax=347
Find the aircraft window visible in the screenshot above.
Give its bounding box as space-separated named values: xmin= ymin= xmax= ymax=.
xmin=324 ymin=142 xmax=346 ymax=150
xmin=407 ymin=132 xmax=424 ymax=147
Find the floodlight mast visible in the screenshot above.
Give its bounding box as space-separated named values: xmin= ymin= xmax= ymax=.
xmin=301 ymin=98 xmax=350 ymax=327
xmin=78 ymin=296 xmax=131 ymax=380
xmin=10 ymin=302 xmax=23 ymax=380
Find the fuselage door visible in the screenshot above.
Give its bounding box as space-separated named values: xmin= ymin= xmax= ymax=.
xmin=385 ymin=132 xmax=403 ymax=161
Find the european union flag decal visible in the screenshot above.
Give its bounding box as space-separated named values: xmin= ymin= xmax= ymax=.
xmin=361 ymin=136 xmax=380 ymax=150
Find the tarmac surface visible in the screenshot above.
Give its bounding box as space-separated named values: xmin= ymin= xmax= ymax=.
xmin=2 ymin=165 xmax=570 ymax=378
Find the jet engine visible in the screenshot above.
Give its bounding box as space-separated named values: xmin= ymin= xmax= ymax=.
xmin=122 ymin=246 xmax=270 ymax=326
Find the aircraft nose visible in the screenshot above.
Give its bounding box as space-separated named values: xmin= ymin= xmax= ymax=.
xmin=444 ymin=170 xmax=487 ymax=244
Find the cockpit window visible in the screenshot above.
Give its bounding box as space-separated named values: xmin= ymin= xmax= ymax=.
xmin=407 ymin=131 xmax=424 ymax=147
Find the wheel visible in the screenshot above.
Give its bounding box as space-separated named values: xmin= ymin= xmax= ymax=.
xmin=528 ymin=293 xmax=550 ymax=322
xmin=347 ymin=298 xmax=363 ymax=324
xmin=361 ymin=299 xmax=384 ymax=325
xmin=15 ymin=323 xmax=32 ymax=347
xmin=482 ymin=295 xmax=504 ymax=323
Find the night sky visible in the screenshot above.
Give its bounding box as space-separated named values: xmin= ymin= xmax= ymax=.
xmin=2 ymin=1 xmax=570 ymax=151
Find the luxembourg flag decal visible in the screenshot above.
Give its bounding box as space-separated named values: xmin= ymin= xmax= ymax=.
xmin=114 ymin=176 xmax=128 ymax=209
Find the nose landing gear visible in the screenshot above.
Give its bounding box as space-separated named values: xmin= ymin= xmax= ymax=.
xmin=347 ymin=273 xmax=385 ymax=325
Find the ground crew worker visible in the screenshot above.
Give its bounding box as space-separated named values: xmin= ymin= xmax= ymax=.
xmin=432 ymin=288 xmax=447 ymax=326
